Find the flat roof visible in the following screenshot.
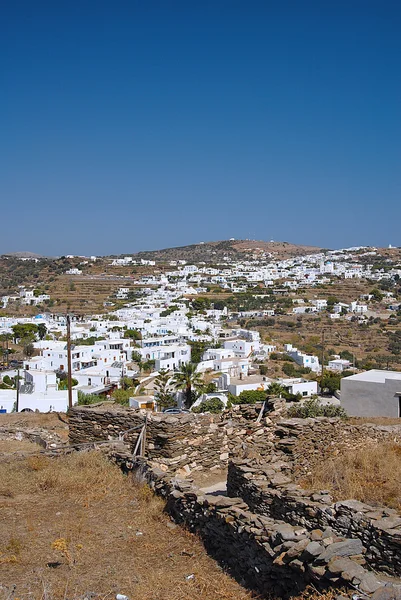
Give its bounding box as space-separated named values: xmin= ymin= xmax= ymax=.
xmin=344 ymin=369 xmax=401 ymax=383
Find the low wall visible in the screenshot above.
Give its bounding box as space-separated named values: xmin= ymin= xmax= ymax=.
xmin=68 ymin=403 xmax=276 ymax=476
xmin=227 ymin=416 xmax=401 ymax=577
xmin=105 ymin=452 xmax=385 ymax=599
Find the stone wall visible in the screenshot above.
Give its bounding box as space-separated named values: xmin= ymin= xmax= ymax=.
xmin=68 ymin=403 xmax=275 ymax=476
xmin=227 ymin=418 xmax=401 ymax=577
xmin=70 ymin=405 xmax=401 ymax=596
xmin=106 ymin=451 xmax=387 ymax=599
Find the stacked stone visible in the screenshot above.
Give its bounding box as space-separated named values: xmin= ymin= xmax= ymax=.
xmin=227 ymin=456 xmax=401 ymax=576
xmin=0 ymin=424 xmax=66 ymax=449
xmin=68 ymin=404 xmax=277 ymax=476
xmin=116 ymin=456 xmax=388 ymax=599
xmin=273 ymin=418 xmax=401 ymax=476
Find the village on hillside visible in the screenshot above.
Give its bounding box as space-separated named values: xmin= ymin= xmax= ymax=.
xmin=1 ymin=241 xmax=401 ymax=418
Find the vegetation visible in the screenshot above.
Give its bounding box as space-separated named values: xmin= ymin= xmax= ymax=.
xmin=319 ymin=372 xmax=343 ymax=395
xmin=0 ymin=447 xmax=253 ymax=600
xmin=58 ymin=377 xmax=78 ymax=390
xmin=111 ymin=388 xmax=132 ymax=406
xmin=153 ymin=369 xmax=176 ymax=410
xmin=300 ymin=442 xmax=401 ymax=511
xmin=192 ymin=397 xmax=224 ymax=413
xmin=123 ymin=328 xmax=142 ymax=340
xmin=11 ymin=323 xmax=38 ymax=343
xmin=229 ymin=389 xmax=267 ymax=405
xmin=77 ymin=390 xmax=102 ymax=405
xmin=172 ymin=362 xmax=204 ymax=407
xmin=287 ymin=398 xmax=347 ymax=418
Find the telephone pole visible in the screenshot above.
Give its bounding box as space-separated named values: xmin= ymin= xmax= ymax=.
xmin=66 ymin=314 xmax=73 ymax=409
xmin=16 ymin=368 xmax=20 ymax=412
xmin=321 ymin=329 xmax=325 ymax=379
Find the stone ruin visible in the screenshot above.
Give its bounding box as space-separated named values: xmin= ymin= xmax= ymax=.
xmin=68 ymin=403 xmax=401 ymax=600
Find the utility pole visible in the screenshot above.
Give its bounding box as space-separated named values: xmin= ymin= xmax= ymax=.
xmin=66 ymin=314 xmax=73 ymax=409
xmin=6 ymin=336 xmax=9 ymax=369
xmin=321 ymin=329 xmax=325 ymax=379
xmin=15 ymin=368 xmax=20 ymax=413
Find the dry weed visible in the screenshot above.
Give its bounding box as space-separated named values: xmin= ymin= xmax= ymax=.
xmin=300 ymin=441 xmax=401 ymax=510
xmin=0 ymin=451 xmax=254 ymax=600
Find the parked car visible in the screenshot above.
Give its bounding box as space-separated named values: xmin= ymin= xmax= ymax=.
xmin=9 ymin=360 xmax=23 ymax=368
xmin=162 ymin=408 xmax=190 ymax=414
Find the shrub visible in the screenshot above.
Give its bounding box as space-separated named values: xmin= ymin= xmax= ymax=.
xmin=77 ymin=391 xmax=102 ymax=405
xmin=287 ymin=398 xmax=347 ymax=419
xmin=230 ymin=390 xmax=267 ymax=405
xmin=192 ymin=397 xmax=224 ymax=414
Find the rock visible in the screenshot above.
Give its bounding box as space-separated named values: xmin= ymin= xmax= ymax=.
xmin=318 ymin=539 xmax=364 ymax=563
xmin=327 ymin=557 xmax=365 ymax=577
xmin=303 ymin=541 xmax=323 ymax=560
xmin=311 ymin=529 xmax=323 ymax=540
xmin=371 ymin=587 xmax=401 ymax=600
xmin=357 ymin=572 xmax=382 ymax=594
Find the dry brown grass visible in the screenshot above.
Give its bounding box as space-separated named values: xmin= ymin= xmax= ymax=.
xmin=0 ymin=438 xmax=39 ymax=453
xmin=300 ymin=442 xmax=401 ymax=510
xmin=0 ymin=450 xmax=254 ymax=600
xmin=0 ymin=412 xmax=69 ymax=441
xmin=347 ymin=416 xmax=401 ymax=426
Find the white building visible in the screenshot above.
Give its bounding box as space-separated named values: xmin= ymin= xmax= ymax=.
xmin=0 ymin=370 xmax=77 ymax=413
xmin=284 ymin=344 xmax=320 ymax=373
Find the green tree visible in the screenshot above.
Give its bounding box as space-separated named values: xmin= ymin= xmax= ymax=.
xmin=123 ymin=329 xmax=142 ymax=340
xmin=192 ymin=397 xmax=224 ymax=414
xmin=282 ymin=362 xmax=297 ymax=377
xmin=58 ymin=377 xmax=78 ymax=390
xmin=231 ymin=389 xmax=267 ymax=405
xmin=111 ymin=388 xmax=131 ymax=406
xmin=370 ymin=289 xmax=384 ymax=302
xmin=154 ymin=369 xmax=175 ymax=410
xmin=12 ymin=323 xmax=38 ymax=343
xmin=172 ymin=362 xmax=204 ymax=408
xmin=37 ymin=323 xmax=47 ymax=340
xmin=267 ymin=382 xmax=287 ymax=398
xmin=319 ymin=372 xmax=342 ymax=395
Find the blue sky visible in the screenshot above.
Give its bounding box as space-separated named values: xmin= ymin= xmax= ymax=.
xmin=1 ymin=1 xmax=400 ymax=256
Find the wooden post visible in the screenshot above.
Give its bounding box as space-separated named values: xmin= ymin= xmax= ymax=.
xmin=66 ymin=315 xmax=73 ymax=409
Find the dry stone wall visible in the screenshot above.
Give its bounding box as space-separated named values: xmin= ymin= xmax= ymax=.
xmin=106 ymin=452 xmax=389 ymax=599
xmin=68 ymin=403 xmax=275 ymax=476
xmin=70 ymin=405 xmax=401 ymax=598
xmin=227 ymin=418 xmax=401 ymax=577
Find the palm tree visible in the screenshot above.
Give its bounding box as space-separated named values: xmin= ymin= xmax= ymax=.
xmin=154 ymin=369 xmax=175 ymax=411
xmin=172 ymin=362 xmax=204 ymax=408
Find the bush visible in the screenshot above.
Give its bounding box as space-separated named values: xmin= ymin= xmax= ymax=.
xmin=230 ymin=390 xmax=267 ymax=405
xmin=77 ymin=390 xmax=102 ymax=405
xmin=192 ymin=397 xmax=224 ymax=414
xmin=287 ymin=398 xmax=347 ymax=419
xmin=58 ymin=377 xmax=78 ymax=390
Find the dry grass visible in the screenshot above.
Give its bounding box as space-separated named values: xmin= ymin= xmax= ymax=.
xmin=0 ymin=438 xmax=39 ymax=453
xmin=347 ymin=416 xmax=401 ymax=426
xmin=0 ymin=412 xmax=69 ymax=442
xmin=0 ymin=450 xmax=254 ymax=600
xmin=300 ymin=442 xmax=401 ymax=510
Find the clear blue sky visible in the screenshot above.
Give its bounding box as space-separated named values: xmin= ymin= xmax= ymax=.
xmin=1 ymin=1 xmax=400 ymax=256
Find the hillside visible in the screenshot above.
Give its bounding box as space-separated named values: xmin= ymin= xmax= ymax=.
xmin=131 ymin=239 xmax=323 ymax=263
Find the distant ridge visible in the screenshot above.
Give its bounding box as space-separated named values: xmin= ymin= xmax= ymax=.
xmin=128 ymin=239 xmax=323 ymax=263
xmin=2 ymin=251 xmax=44 ymax=258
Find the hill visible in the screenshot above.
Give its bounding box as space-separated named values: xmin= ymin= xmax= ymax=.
xmin=131 ymin=239 xmax=323 ymax=263
xmin=2 ymin=251 xmax=45 ymax=258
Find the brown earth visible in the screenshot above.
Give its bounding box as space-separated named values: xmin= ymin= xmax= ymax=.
xmin=0 ymin=448 xmax=255 ymax=600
